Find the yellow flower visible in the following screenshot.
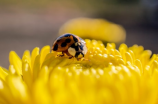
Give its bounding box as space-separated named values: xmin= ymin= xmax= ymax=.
xmin=0 ymin=40 xmax=158 ymax=104
xmin=59 ymin=18 xmax=126 ymax=44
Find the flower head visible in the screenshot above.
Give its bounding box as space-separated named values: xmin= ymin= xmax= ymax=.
xmin=59 ymin=18 xmax=126 ymax=44
xmin=0 ymin=40 xmax=158 ymax=104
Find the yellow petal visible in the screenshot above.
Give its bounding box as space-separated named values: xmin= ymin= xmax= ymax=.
xmin=0 ymin=79 xmax=14 ymax=104
xmin=9 ymin=65 xmax=16 ymax=75
xmin=23 ymin=50 xmax=31 ymax=67
xmin=6 ymin=76 xmax=30 ymax=103
xmin=9 ymin=51 xmax=22 ymax=75
xmin=0 ymin=67 xmax=8 ymax=81
xmin=38 ymin=66 xmax=49 ymax=82
xmin=22 ymin=61 xmax=32 ymax=90
xmin=32 ymin=55 xmax=40 ymax=81
xmin=31 ymin=47 xmax=39 ymax=69
xmin=125 ymin=52 xmax=133 ymax=64
xmin=32 ymin=79 xmax=52 ymax=104
xmin=40 ymin=45 xmax=50 ymax=67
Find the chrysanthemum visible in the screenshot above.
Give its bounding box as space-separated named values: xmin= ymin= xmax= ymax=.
xmin=0 ymin=40 xmax=158 ymax=104
xmin=59 ymin=18 xmax=126 ymax=44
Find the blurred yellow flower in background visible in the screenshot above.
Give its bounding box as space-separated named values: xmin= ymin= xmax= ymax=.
xmin=59 ymin=18 xmax=126 ymax=44
xmin=0 ymin=39 xmax=158 ymax=104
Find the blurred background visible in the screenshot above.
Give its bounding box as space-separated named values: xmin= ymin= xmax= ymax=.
xmin=0 ymin=0 xmax=158 ymax=68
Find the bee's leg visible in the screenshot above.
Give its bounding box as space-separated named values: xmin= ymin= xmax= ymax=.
xmin=77 ymin=58 xmax=82 ymax=61
xmin=57 ymin=52 xmax=65 ymax=57
xmin=82 ymin=58 xmax=90 ymax=61
xmin=69 ymin=56 xmax=73 ymax=59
